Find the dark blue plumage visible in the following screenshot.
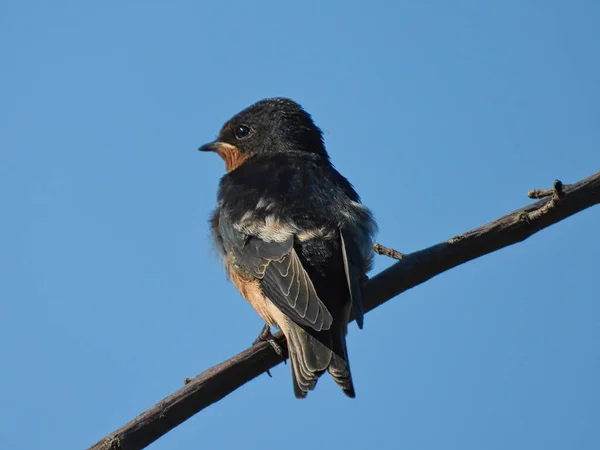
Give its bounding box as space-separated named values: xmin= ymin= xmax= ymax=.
xmin=200 ymin=98 xmax=376 ymax=398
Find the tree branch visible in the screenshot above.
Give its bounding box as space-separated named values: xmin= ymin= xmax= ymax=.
xmin=89 ymin=171 xmax=600 ymax=450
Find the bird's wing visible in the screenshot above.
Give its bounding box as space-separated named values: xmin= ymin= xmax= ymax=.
xmin=340 ymin=228 xmax=365 ymax=329
xmin=218 ymin=214 xmax=333 ymax=331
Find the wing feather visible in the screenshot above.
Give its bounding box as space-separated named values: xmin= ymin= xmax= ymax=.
xmin=340 ymin=229 xmax=365 ymax=329
xmin=218 ymin=213 xmax=333 ymax=331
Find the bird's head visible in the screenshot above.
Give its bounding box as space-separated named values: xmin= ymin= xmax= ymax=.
xmin=199 ymin=97 xmax=327 ymax=171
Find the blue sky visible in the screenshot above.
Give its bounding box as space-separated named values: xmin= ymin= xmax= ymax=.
xmin=1 ymin=1 xmax=599 ymax=449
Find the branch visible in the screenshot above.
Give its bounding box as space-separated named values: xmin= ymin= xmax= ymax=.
xmin=90 ymin=171 xmax=600 ymax=450
xmin=373 ymin=242 xmax=406 ymax=260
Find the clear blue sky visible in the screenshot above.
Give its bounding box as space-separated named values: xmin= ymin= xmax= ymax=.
xmin=1 ymin=1 xmax=599 ymax=449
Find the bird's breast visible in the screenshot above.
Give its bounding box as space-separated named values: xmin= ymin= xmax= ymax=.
xmin=227 ymin=263 xmax=276 ymax=326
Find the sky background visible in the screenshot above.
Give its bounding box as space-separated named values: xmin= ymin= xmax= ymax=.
xmin=1 ymin=1 xmax=599 ymax=449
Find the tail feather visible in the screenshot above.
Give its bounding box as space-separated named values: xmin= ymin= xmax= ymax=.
xmin=283 ymin=317 xmax=355 ymax=398
xmin=327 ymin=325 xmax=355 ymax=398
xmin=285 ymin=320 xmax=328 ymax=398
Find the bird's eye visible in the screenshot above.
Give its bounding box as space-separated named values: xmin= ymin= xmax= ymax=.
xmin=234 ymin=124 xmax=252 ymax=140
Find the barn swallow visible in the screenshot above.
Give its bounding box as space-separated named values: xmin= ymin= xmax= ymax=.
xmin=199 ymin=98 xmax=377 ymax=398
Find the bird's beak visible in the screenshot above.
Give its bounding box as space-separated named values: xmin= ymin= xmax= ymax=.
xmin=198 ymin=140 xmax=221 ymax=152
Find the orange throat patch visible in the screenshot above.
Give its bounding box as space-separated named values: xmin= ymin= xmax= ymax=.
xmin=216 ymin=143 xmax=250 ymax=172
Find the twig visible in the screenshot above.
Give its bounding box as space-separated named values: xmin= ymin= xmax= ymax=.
xmin=89 ymin=170 xmax=600 ymax=450
xmin=528 ymin=179 xmax=565 ymax=199
xmin=525 ymin=179 xmax=565 ymax=222
xmin=373 ymin=242 xmax=406 ymax=260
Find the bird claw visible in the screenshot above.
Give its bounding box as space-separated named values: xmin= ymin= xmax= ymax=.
xmin=253 ymin=324 xmax=286 ymax=376
xmin=253 ymin=324 xmax=283 ymax=357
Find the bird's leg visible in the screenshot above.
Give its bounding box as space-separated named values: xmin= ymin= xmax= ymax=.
xmin=253 ymin=323 xmax=287 ymax=377
xmin=253 ymin=323 xmax=283 ymax=357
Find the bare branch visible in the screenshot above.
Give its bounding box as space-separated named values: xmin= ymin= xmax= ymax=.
xmin=373 ymin=242 xmax=406 ymax=260
xmin=527 ymin=179 xmax=565 ymax=199
xmin=524 ymin=179 xmax=565 ymax=222
xmin=89 ymin=171 xmax=600 ymax=450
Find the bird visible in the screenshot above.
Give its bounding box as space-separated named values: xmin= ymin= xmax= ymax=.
xmin=199 ymin=97 xmax=377 ymax=398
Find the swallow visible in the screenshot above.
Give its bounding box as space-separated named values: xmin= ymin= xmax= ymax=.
xmin=199 ymin=98 xmax=377 ymax=398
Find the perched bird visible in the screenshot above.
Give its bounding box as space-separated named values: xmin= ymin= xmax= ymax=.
xmin=199 ymin=98 xmax=377 ymax=398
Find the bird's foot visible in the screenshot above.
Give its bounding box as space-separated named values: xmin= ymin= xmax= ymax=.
xmin=253 ymin=324 xmax=285 ymax=377
xmin=253 ymin=324 xmax=283 ymax=356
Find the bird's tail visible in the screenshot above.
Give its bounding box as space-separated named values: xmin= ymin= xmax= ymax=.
xmin=326 ymin=324 xmax=355 ymax=398
xmin=284 ymin=318 xmax=355 ymax=399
